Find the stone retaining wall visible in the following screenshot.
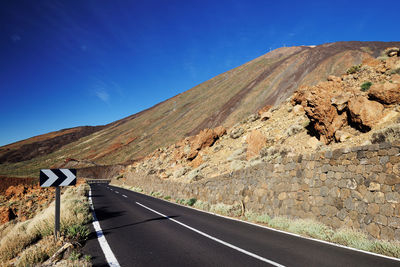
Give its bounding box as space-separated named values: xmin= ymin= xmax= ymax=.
xmin=116 ymin=142 xmax=400 ymax=241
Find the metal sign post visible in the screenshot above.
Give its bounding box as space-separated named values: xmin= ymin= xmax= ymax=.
xmin=40 ymin=169 xmax=77 ymax=240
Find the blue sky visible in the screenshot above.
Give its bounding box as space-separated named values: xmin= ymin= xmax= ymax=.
xmin=0 ymin=0 xmax=399 ymax=146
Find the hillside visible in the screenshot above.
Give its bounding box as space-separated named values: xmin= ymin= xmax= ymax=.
xmin=122 ymin=46 xmax=400 ymax=182
xmin=1 ymin=41 xmax=400 ymax=177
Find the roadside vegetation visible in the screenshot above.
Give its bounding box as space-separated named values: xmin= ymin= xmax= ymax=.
xmin=0 ymin=183 xmax=92 ymax=266
xmin=114 ymin=184 xmax=400 ymax=258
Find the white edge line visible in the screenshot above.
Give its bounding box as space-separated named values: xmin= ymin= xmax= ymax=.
xmin=111 ymin=184 xmax=400 ymax=262
xmin=135 ymin=201 xmax=285 ymax=267
xmin=89 ymin=189 xmax=121 ymax=267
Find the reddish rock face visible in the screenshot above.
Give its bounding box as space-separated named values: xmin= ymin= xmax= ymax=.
xmin=246 ymin=130 xmax=267 ymax=160
xmin=368 ymin=82 xmax=400 ymax=105
xmin=0 ymin=206 xmax=16 ymax=224
xmin=187 ymin=127 xmax=226 ymax=160
xmin=292 ymin=79 xmax=346 ymax=144
xmin=348 ymin=96 xmax=384 ymax=130
xmin=5 ymin=185 xmax=26 ymax=198
xmin=362 ymin=56 xmax=387 ymax=73
xmin=257 ymin=105 xmax=272 ymax=116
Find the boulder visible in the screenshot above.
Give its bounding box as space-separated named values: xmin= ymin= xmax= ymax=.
xmin=187 ymin=127 xmax=226 ymax=160
xmin=292 ymin=80 xmax=347 ymax=144
xmin=384 ymin=47 xmax=399 ymax=57
xmin=247 ymin=113 xmax=260 ymax=122
xmin=362 ymin=56 xmax=387 ymax=73
xmin=257 ymin=105 xmax=272 ymax=116
xmin=307 ymin=137 xmax=323 ymax=150
xmin=190 ymin=154 xmax=203 ymax=168
xmin=246 ymin=130 xmax=267 ymax=160
xmin=331 ymin=94 xmax=350 ymax=112
xmin=229 ymin=128 xmax=244 ymax=139
xmin=213 ymin=126 xmax=227 ymax=137
xmin=292 ymin=105 xmax=304 ymax=114
xmin=335 ymin=130 xmax=352 ymax=142
xmin=327 ymin=75 xmax=342 ymax=83
xmin=368 ymin=82 xmax=400 ymax=104
xmin=348 ymin=96 xmax=384 ymax=130
xmin=260 ymin=111 xmax=272 ymax=121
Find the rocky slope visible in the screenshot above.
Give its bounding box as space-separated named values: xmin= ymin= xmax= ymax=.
xmin=1 ymin=41 xmax=400 ymax=177
xmin=123 ymin=47 xmax=400 ymax=182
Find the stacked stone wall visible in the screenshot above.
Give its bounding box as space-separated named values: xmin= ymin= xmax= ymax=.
xmin=117 ymin=142 xmax=400 ymax=240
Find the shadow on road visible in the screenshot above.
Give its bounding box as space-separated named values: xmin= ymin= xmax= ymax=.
xmin=102 ymin=215 xmax=180 ymax=232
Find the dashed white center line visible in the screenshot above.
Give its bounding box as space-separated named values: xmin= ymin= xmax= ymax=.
xmin=122 ymin=195 xmax=127 ymax=198
xmin=115 ymin=191 xmax=119 ymax=194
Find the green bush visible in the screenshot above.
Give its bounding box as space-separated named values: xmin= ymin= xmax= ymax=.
xmin=64 ymin=224 xmax=90 ymax=242
xmin=360 ymin=81 xmax=372 ymax=92
xmin=346 ymin=64 xmax=361 ymax=74
xmin=185 ymin=198 xmax=197 ymax=206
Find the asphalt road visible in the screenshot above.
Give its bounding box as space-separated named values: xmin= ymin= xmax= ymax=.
xmin=83 ymin=184 xmax=400 ymax=267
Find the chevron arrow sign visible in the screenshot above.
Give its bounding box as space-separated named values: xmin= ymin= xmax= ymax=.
xmin=40 ymin=169 xmax=77 ymax=187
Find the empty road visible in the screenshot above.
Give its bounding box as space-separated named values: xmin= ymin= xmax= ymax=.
xmin=83 ymin=184 xmax=400 ymax=266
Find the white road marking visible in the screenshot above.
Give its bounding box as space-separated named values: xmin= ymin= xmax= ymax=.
xmin=115 ymin=191 xmax=119 ymax=194
xmin=135 ymin=202 xmax=285 ymax=267
xmin=89 ymin=189 xmax=120 ymax=267
xmin=114 ymin=185 xmax=400 ymax=263
xmin=122 ymin=195 xmax=127 ymax=198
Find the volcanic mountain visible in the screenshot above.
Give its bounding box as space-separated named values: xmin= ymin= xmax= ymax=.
xmin=1 ymin=41 xmax=399 ymax=177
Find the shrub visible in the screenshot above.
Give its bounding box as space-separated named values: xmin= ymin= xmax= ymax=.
xmin=210 ymin=203 xmax=242 ymax=217
xmin=185 ymin=198 xmax=197 ymax=206
xmin=287 ymin=219 xmax=334 ymax=240
xmin=268 ymin=216 xmax=290 ymax=230
xmin=193 ymin=200 xmax=210 ymax=211
xmin=360 ymin=81 xmax=372 ymax=92
xmin=64 ymin=224 xmax=90 ymax=242
xmin=346 ymin=64 xmax=361 ymax=74
xmin=244 ymin=210 xmax=270 ymax=224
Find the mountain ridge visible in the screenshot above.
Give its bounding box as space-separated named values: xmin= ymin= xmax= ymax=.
xmin=1 ymin=41 xmax=400 ymax=177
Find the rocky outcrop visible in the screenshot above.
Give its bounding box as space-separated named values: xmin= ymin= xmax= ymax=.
xmin=292 ymin=54 xmax=399 ymax=143
xmin=292 ymin=79 xmax=346 ymax=143
xmin=187 ymin=127 xmax=226 ymax=160
xmin=348 ymin=96 xmax=384 ymax=131
xmin=246 ymin=130 xmax=267 ymax=160
xmin=384 ymin=47 xmax=400 ymax=57
xmin=368 ymin=81 xmax=400 ymax=105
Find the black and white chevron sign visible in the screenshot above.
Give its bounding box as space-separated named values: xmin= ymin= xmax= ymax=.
xmin=40 ymin=169 xmax=77 ymax=187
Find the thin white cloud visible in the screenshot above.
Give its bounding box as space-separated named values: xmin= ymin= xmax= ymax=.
xmin=95 ymin=90 xmax=109 ymax=103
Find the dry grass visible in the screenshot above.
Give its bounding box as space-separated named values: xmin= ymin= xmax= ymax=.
xmin=0 ymin=183 xmax=91 ymax=265
xmin=210 ymin=202 xmax=242 ymax=217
